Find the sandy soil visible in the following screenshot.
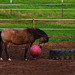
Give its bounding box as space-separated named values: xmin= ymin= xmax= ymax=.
xmin=0 ymin=42 xmax=75 ymax=75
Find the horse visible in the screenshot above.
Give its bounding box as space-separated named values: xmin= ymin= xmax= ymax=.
xmin=0 ymin=28 xmax=49 ymax=61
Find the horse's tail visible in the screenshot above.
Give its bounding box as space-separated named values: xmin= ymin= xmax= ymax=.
xmin=0 ymin=31 xmax=3 ymax=47
xmin=0 ymin=31 xmax=2 ymax=43
xmin=0 ymin=31 xmax=3 ymax=58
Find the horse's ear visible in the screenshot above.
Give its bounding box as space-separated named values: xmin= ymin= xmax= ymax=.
xmin=39 ymin=36 xmax=49 ymax=44
xmin=39 ymin=37 xmax=45 ymax=44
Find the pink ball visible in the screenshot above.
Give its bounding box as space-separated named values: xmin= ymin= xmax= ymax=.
xmin=30 ymin=45 xmax=41 ymax=57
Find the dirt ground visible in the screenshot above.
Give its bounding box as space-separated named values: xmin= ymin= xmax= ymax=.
xmin=0 ymin=42 xmax=75 ymax=75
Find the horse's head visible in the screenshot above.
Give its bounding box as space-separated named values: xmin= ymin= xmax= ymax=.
xmin=39 ymin=36 xmax=49 ymax=47
xmin=26 ymin=28 xmax=49 ymax=48
xmin=32 ymin=28 xmax=49 ymax=48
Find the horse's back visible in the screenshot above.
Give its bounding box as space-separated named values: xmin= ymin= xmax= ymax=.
xmin=1 ymin=28 xmax=15 ymax=36
xmin=1 ymin=28 xmax=35 ymax=44
xmin=1 ymin=28 xmax=16 ymax=42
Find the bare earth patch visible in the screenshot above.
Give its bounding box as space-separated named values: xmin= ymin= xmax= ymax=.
xmin=0 ymin=42 xmax=75 ymax=75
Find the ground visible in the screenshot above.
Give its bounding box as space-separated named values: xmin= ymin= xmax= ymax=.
xmin=0 ymin=42 xmax=75 ymax=75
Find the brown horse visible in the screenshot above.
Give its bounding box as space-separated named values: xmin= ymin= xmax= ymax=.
xmin=0 ymin=28 xmax=49 ymax=61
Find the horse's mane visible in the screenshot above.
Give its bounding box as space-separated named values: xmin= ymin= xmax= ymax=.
xmin=26 ymin=28 xmax=47 ymax=37
xmin=0 ymin=31 xmax=2 ymax=43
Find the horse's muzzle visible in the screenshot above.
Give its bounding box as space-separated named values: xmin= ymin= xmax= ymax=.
xmin=39 ymin=43 xmax=44 ymax=48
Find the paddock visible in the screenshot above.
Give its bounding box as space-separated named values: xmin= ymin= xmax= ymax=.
xmin=0 ymin=42 xmax=75 ymax=75
xmin=0 ymin=0 xmax=75 ymax=74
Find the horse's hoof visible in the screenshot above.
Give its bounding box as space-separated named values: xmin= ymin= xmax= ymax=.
xmin=0 ymin=58 xmax=3 ymax=61
xmin=33 ymin=58 xmax=36 ymax=60
xmin=25 ymin=59 xmax=27 ymax=61
xmin=8 ymin=58 xmax=12 ymax=61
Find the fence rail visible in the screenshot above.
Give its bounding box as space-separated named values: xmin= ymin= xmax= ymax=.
xmin=0 ymin=2 xmax=75 ymax=17
xmin=0 ymin=28 xmax=75 ymax=30
xmin=0 ymin=19 xmax=75 ymax=29
xmin=0 ymin=28 xmax=75 ymax=38
xmin=0 ymin=9 xmax=75 ymax=10
xmin=0 ymin=3 xmax=75 ymax=38
xmin=0 ymin=3 xmax=75 ymax=16
xmin=0 ymin=3 xmax=75 ymax=5
xmin=0 ymin=19 xmax=75 ymax=23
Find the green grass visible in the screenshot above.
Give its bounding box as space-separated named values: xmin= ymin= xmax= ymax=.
xmin=0 ymin=4 xmax=75 ymax=9
xmin=0 ymin=0 xmax=75 ymax=42
xmin=45 ymin=30 xmax=75 ymax=36
xmin=0 ymin=0 xmax=75 ymax=4
xmin=0 ymin=23 xmax=75 ymax=42
xmin=0 ymin=22 xmax=75 ymax=36
xmin=0 ymin=22 xmax=75 ymax=29
xmin=0 ymin=10 xmax=75 ymax=19
xmin=35 ymin=38 xmax=75 ymax=42
xmin=35 ymin=22 xmax=75 ymax=29
xmin=49 ymin=38 xmax=75 ymax=42
xmin=0 ymin=0 xmax=75 ymax=19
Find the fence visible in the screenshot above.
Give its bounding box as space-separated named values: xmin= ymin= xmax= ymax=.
xmin=0 ymin=1 xmax=75 ymax=31
xmin=0 ymin=2 xmax=75 ymax=16
xmin=0 ymin=18 xmax=75 ymax=29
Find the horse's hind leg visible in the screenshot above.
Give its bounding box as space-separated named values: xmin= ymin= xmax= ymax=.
xmin=24 ymin=43 xmax=32 ymax=60
xmin=24 ymin=47 xmax=28 ymax=60
xmin=4 ymin=42 xmax=11 ymax=61
xmin=0 ymin=32 xmax=3 ymax=61
xmin=0 ymin=42 xmax=3 ymax=61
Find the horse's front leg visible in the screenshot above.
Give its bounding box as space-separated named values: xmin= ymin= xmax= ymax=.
xmin=4 ymin=43 xmax=11 ymax=61
xmin=24 ymin=43 xmax=33 ymax=60
xmin=0 ymin=43 xmax=3 ymax=61
xmin=0 ymin=42 xmax=3 ymax=61
xmin=24 ymin=47 xmax=29 ymax=60
xmin=32 ymin=56 xmax=36 ymax=60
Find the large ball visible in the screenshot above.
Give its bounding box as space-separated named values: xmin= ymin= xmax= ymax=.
xmin=30 ymin=45 xmax=41 ymax=57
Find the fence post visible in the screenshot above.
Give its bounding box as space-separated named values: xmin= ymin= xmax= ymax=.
xmin=10 ymin=0 xmax=12 ymax=15
xmin=33 ymin=18 xmax=35 ymax=28
xmin=62 ymin=0 xmax=63 ymax=17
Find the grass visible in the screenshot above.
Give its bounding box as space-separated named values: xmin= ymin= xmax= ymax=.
xmin=0 ymin=22 xmax=75 ymax=36
xmin=0 ymin=22 xmax=75 ymax=28
xmin=0 ymin=0 xmax=75 ymax=4
xmin=0 ymin=0 xmax=75 ymax=19
xmin=35 ymin=37 xmax=75 ymax=42
xmin=0 ymin=0 xmax=75 ymax=42
xmin=49 ymin=38 xmax=75 ymax=42
xmin=0 ymin=10 xmax=75 ymax=19
xmin=0 ymin=22 xmax=75 ymax=42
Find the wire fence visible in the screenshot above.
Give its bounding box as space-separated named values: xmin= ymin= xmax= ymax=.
xmin=0 ymin=3 xmax=75 ymax=5
xmin=0 ymin=3 xmax=75 ymax=16
xmin=0 ymin=28 xmax=75 ymax=30
xmin=0 ymin=19 xmax=75 ymax=30
xmin=0 ymin=3 xmax=75 ymax=31
xmin=0 ymin=19 xmax=75 ymax=20
xmin=0 ymin=2 xmax=75 ymax=17
xmin=0 ymin=9 xmax=75 ymax=10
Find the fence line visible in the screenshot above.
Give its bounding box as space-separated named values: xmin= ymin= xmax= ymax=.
xmin=0 ymin=19 xmax=75 ymax=30
xmin=0 ymin=19 xmax=75 ymax=23
xmin=0 ymin=3 xmax=75 ymax=5
xmin=0 ymin=28 xmax=75 ymax=38
xmin=40 ymin=28 xmax=75 ymax=30
xmin=0 ymin=9 xmax=75 ymax=10
xmin=0 ymin=3 xmax=75 ymax=16
xmin=0 ymin=19 xmax=75 ymax=20
xmin=0 ymin=28 xmax=75 ymax=30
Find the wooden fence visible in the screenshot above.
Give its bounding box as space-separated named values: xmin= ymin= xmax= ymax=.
xmin=0 ymin=19 xmax=75 ymax=38
xmin=0 ymin=19 xmax=75 ymax=28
